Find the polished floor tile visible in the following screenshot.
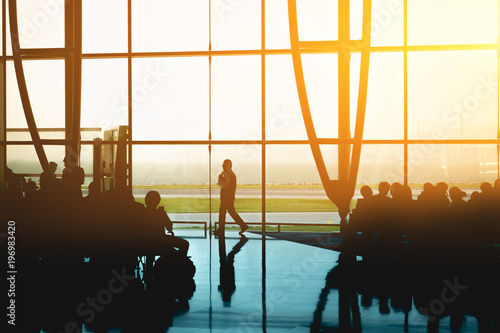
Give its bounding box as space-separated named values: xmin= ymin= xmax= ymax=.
xmin=164 ymin=230 xmax=488 ymax=332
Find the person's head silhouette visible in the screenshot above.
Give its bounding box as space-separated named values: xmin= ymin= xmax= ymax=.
xmin=378 ymin=182 xmax=390 ymax=196
xmin=360 ymin=185 xmax=373 ymax=199
xmin=88 ymin=181 xmax=101 ymax=197
xmin=223 ymin=159 xmax=232 ymax=172
xmin=449 ymin=187 xmax=466 ymax=202
xmin=145 ymin=190 xmax=161 ymax=209
xmin=49 ymin=161 xmax=58 ymax=173
xmin=480 ymin=182 xmax=492 ymax=193
xmin=436 ymin=182 xmax=448 ymax=195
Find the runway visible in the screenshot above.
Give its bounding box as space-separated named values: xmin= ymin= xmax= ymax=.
xmin=81 ymin=186 xmax=481 ymax=225
xmin=128 ymin=187 xmax=481 ymax=200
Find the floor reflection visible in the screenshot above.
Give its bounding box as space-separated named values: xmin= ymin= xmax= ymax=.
xmin=217 ymin=234 xmax=249 ymax=305
xmin=311 ymin=255 xmax=500 ymax=333
xmin=11 ymin=229 xmax=499 ymax=332
xmin=14 ymin=250 xmax=196 ymax=332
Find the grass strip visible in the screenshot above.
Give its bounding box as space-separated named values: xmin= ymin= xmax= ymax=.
xmin=134 ymin=197 xmax=345 ymax=213
xmin=129 ymin=182 xmax=483 ymax=190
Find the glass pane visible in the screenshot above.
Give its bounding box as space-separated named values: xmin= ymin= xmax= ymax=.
xmin=83 ymin=0 xmax=127 ymax=53
xmin=408 ymin=50 xmax=498 ymax=140
xmin=133 ymin=145 xmax=209 ymax=185
xmin=408 ymin=0 xmax=498 ymax=45
xmin=364 ymin=52 xmax=404 ymax=139
xmin=132 ymin=0 xmax=209 ymax=52
xmin=81 ymin=59 xmax=128 ymax=130
xmin=212 ymin=145 xmax=261 ymax=186
xmin=6 ymin=144 xmax=92 ymax=187
xmin=6 ymin=0 xmax=12 ymax=56
xmin=7 ymin=130 xmax=64 ymax=141
xmin=16 ymin=0 xmax=65 ymax=49
xmin=350 ymin=52 xmax=361 ymax=136
xmin=302 ymin=53 xmax=338 ymax=138
xmin=368 ymin=0 xmax=404 ymax=46
xmin=6 ymin=129 xmax=101 ymax=143
xmin=7 ymin=61 xmax=27 ymax=128
xmin=212 ymin=145 xmax=262 ymax=224
xmin=265 ymin=0 xmax=290 ymax=49
xmin=132 ymin=57 xmax=208 ymax=140
xmin=296 ymin=0 xmax=338 ymax=41
xmin=79 ymin=143 xmax=94 ymax=185
xmin=7 ymin=60 xmax=65 ymax=129
xmin=212 ymin=56 xmax=261 ymax=140
xmin=6 ymin=144 xmax=65 ymax=178
xmin=0 ymin=2 xmax=2 ymax=55
xmin=132 ymin=145 xmax=210 ymax=231
xmin=211 ymin=0 xmax=260 ymax=51
xmin=321 ymin=144 xmax=340 ymax=181
xmin=358 ymin=145 xmax=404 ymax=185
xmin=350 ymin=0 xmax=363 ymax=40
xmin=408 ymin=144 xmax=498 ymax=184
xmin=266 ymin=145 xmax=339 ymax=225
xmin=80 ymin=129 xmax=102 ymax=145
xmin=265 ymin=55 xmax=307 ymax=140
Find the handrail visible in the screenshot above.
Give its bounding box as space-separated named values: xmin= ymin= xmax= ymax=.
xmin=214 ymin=221 xmax=340 ymax=233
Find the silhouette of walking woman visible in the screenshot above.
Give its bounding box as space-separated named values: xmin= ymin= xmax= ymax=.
xmin=214 ymin=159 xmax=248 ymax=236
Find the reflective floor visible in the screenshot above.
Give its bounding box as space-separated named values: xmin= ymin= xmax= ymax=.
xmin=157 ymin=230 xmax=494 ymax=333
xmin=29 ymin=229 xmax=498 ymax=332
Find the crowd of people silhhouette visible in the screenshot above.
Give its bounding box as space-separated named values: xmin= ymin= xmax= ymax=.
xmin=345 ymin=180 xmax=500 ymax=257
xmin=316 ymin=260 xmax=500 ymax=333
xmin=329 ymin=181 xmax=500 ymax=333
xmin=4 ymin=158 xmax=500 ymax=332
xmin=1 ymin=161 xmax=195 ymax=332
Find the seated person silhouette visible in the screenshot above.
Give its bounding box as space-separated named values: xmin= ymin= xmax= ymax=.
xmin=5 ymin=166 xmax=25 ymax=198
xmin=214 ymin=159 xmax=249 ymax=236
xmin=346 ymin=185 xmax=374 ymax=243
xmin=372 ymin=182 xmax=393 ymax=245
xmin=144 ymin=191 xmax=189 ymax=253
xmin=143 ymin=191 xmax=190 ymax=278
xmin=479 ymin=182 xmax=493 ymax=202
xmin=493 ymin=178 xmax=500 ymax=201
xmin=435 ymin=181 xmax=450 ymax=208
xmin=448 ymin=186 xmax=468 ymax=244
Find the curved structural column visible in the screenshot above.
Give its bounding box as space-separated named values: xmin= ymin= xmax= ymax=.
xmin=8 ymin=0 xmax=51 ymax=175
xmin=8 ymin=0 xmax=83 ymax=176
xmin=287 ymin=0 xmax=372 ymax=219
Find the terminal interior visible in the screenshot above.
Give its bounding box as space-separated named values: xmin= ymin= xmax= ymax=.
xmin=1 ymin=1 xmax=500 ymax=332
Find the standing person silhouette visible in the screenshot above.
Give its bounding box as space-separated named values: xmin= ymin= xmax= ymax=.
xmin=214 ymin=159 xmax=248 ymax=236
xmin=40 ymin=161 xmax=59 ymax=194
xmin=62 ymin=155 xmax=85 ymax=199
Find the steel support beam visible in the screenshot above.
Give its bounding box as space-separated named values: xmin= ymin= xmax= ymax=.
xmin=0 ymin=58 xmax=5 ymax=191
xmin=338 ymin=0 xmax=351 ymax=182
xmin=8 ymin=0 xmax=51 ymax=176
xmin=65 ymin=0 xmax=82 ymax=164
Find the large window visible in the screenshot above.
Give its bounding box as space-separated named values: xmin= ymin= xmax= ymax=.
xmin=2 ymin=0 xmax=500 ymax=223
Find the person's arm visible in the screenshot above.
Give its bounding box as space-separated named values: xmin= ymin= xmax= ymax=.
xmin=158 ymin=206 xmax=174 ymax=235
xmin=78 ymin=167 xmax=85 ymax=185
xmin=218 ymin=171 xmax=230 ymax=188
